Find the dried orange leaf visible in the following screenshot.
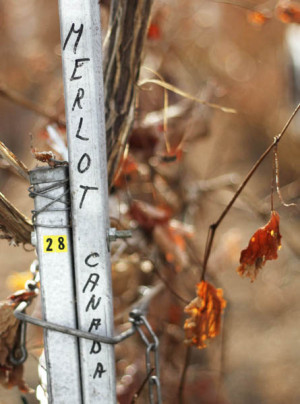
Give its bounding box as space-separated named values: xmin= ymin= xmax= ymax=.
xmin=276 ymin=1 xmax=300 ymax=23
xmin=184 ymin=281 xmax=226 ymax=349
xmin=247 ymin=10 xmax=271 ymax=25
xmin=237 ymin=211 xmax=282 ymax=282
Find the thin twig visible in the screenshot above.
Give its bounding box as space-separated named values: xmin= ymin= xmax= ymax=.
xmin=0 ymin=141 xmax=29 ymax=181
xmin=274 ymin=144 xmax=296 ymax=207
xmin=153 ymin=267 xmax=189 ymax=305
xmin=271 ymin=146 xmax=275 ymax=211
xmin=212 ymin=0 xmax=270 ymax=13
xmin=139 ymin=79 xmax=237 ymax=114
xmin=0 ymin=83 xmax=65 ymax=126
xmin=178 ymin=346 xmax=191 ymax=404
xmin=130 ymin=367 xmax=154 ymax=403
xmin=200 ymin=103 xmax=300 ymax=280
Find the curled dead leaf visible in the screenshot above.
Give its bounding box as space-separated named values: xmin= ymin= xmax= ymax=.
xmin=184 ymin=281 xmax=226 ymax=349
xmin=237 ymin=211 xmax=282 ymax=282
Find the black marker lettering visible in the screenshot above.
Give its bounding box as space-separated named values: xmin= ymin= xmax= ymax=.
xmin=93 ymin=362 xmax=106 ymax=379
xmin=77 ymin=153 xmax=91 ymax=174
xmin=75 ymin=117 xmax=89 ymax=141
xmin=70 ymin=58 xmax=90 ymax=81
xmin=88 ymin=318 xmax=101 ymax=332
xmin=85 ymin=294 xmax=101 ymax=312
xmin=90 ymin=341 xmax=101 ymax=354
xmin=72 ymin=88 xmax=85 ymax=111
xmin=82 ymin=273 xmax=100 ymax=293
xmin=79 ymin=185 xmax=98 ymax=209
xmin=85 ymin=252 xmax=100 ymax=267
xmin=63 ymin=23 xmax=83 ymax=54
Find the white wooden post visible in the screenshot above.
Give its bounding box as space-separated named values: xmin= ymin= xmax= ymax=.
xmin=58 ymin=1 xmax=116 ymax=402
xmin=30 ymin=166 xmax=82 ymax=403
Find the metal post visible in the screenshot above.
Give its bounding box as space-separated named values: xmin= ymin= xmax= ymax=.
xmin=58 ymin=1 xmax=116 ymax=402
xmin=29 ymin=166 xmax=82 ymax=403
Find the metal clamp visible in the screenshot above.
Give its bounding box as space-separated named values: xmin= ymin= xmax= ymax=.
xmin=9 ymin=316 xmax=28 ymax=366
xmin=9 ymin=262 xmax=40 ymax=366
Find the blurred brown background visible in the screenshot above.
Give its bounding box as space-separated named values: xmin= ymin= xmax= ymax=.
xmin=0 ymin=0 xmax=300 ymax=403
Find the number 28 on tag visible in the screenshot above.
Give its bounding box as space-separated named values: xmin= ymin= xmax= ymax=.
xmin=43 ymin=235 xmax=68 ymax=253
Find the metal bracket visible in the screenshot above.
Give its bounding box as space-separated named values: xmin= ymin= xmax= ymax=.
xmin=107 ymin=227 xmax=132 ymax=251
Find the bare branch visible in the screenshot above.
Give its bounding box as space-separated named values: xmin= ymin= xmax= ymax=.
xmin=0 ymin=141 xmax=29 ymax=181
xmin=0 ymin=193 xmax=33 ymax=245
xmin=0 ymin=82 xmax=65 ymax=126
xmin=200 ymin=103 xmax=300 ymax=280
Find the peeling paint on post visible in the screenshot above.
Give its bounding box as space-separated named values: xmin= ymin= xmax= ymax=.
xmin=58 ymin=1 xmax=116 ymax=402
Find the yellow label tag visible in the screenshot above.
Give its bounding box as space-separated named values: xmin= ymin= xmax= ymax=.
xmin=43 ymin=236 xmax=68 ymax=253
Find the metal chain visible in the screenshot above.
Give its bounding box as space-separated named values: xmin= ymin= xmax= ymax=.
xmin=12 ymin=267 xmax=163 ymax=402
xmin=130 ymin=309 xmax=162 ymax=404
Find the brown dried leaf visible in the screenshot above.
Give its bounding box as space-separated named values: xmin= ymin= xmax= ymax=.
xmin=184 ymin=281 xmax=226 ymax=349
xmin=7 ymin=364 xmax=32 ymax=393
xmin=237 ymin=211 xmax=282 ymax=282
xmin=0 ymin=302 xmax=19 ymax=365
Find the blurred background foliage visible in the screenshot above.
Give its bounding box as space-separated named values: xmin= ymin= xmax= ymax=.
xmin=0 ymin=0 xmax=300 ymax=403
